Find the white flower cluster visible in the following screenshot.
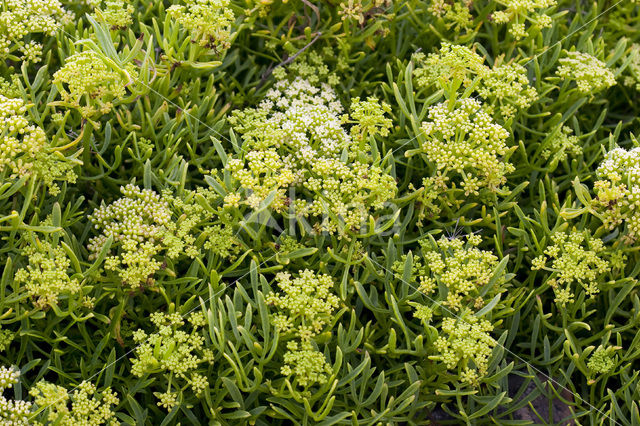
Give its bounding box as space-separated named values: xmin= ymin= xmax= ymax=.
xmin=225 ymin=76 xmax=397 ymax=234
xmin=593 ymin=147 xmax=640 ymax=240
xmin=0 ymin=366 xmax=31 ymax=425
xmin=0 ymin=0 xmax=72 ymax=63
xmin=556 ymin=51 xmax=616 ymax=94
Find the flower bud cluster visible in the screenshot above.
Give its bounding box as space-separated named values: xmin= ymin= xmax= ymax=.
xmin=556 ymin=51 xmax=616 ymax=94
xmin=432 ymin=313 xmax=496 ymax=386
xmin=29 ymin=380 xmax=119 ymax=425
xmin=225 ymin=76 xmax=397 ymax=235
xmin=532 ymin=231 xmax=610 ymax=306
xmin=0 ymin=94 xmax=77 ymax=194
xmin=0 ymin=0 xmax=72 ymax=64
xmin=268 ymin=269 xmax=338 ymax=388
xmin=96 ymin=0 xmax=134 ymax=29
xmin=408 ymin=235 xmax=507 ymax=386
xmin=593 ymin=147 xmax=640 ymax=240
xmin=338 ymin=0 xmax=391 ymax=26
xmin=412 ymin=44 xmax=538 ymax=119
xmin=587 ymin=346 xmax=616 ymax=375
xmin=0 ymin=366 xmax=30 ymax=425
xmin=347 ymin=96 xmax=393 ymax=142
xmin=427 ymin=0 xmax=474 ymax=31
xmin=274 ymin=48 xmax=342 ymax=87
xmin=167 ymin=0 xmax=234 ymax=51
xmin=541 ymin=126 xmax=581 ymax=162
xmin=130 ymin=312 xmax=212 ymax=410
xmin=14 ymin=239 xmax=82 ymax=309
xmin=415 ymin=98 xmax=514 ymax=212
xmin=416 ymin=235 xmax=505 ymax=312
xmin=53 ymin=50 xmax=138 ymax=118
xmin=491 ymin=0 xmax=556 ymax=40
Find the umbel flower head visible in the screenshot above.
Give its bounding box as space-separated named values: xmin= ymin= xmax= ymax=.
xmin=0 ymin=94 xmax=78 ymax=194
xmin=412 ymin=44 xmax=538 ymax=119
xmin=29 ymin=380 xmax=119 ymax=425
xmin=223 ymin=76 xmax=397 ymax=235
xmin=0 ymin=0 xmax=72 ymax=63
xmin=89 ymin=184 xmax=211 ymax=288
xmin=0 ymin=366 xmax=31 ymax=425
xmin=167 ymin=0 xmax=234 ymax=51
xmin=593 ymin=147 xmax=640 ymax=241
xmin=14 ymin=238 xmax=82 ymax=309
xmin=491 ymin=0 xmax=556 ymax=40
xmin=130 ymin=312 xmax=213 ymax=410
xmin=53 ymin=49 xmax=138 ymax=119
xmin=95 ymin=0 xmax=134 ymax=29
xmin=414 ymin=234 xmax=507 ymax=312
xmin=556 ymin=51 xmax=616 ymax=94
xmin=532 ymin=231 xmax=610 ymax=306
xmin=411 ymin=97 xmax=514 ymax=219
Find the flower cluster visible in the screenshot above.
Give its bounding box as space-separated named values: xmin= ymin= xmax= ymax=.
xmin=224 ymin=76 xmax=397 ymax=235
xmin=491 ymin=0 xmax=556 ymax=40
xmin=620 ymin=44 xmax=640 ymax=91
xmin=593 ymin=147 xmax=640 ymax=241
xmin=556 ymin=51 xmax=616 ymax=94
xmin=88 ymin=184 xmax=209 ymax=288
xmin=0 ymin=366 xmax=30 ymax=425
xmin=0 ymin=328 xmax=13 ymax=352
xmin=130 ymin=312 xmax=213 ymax=410
xmin=338 ymin=0 xmax=391 ymax=26
xmin=540 ymin=126 xmax=582 ymax=162
xmin=347 ymin=96 xmax=393 ymax=142
xmin=29 ymin=380 xmax=119 ymax=425
xmin=53 ymin=49 xmax=137 ymax=119
xmin=273 ymin=48 xmax=342 ymax=87
xmin=432 ymin=313 xmax=496 ymax=386
xmin=412 ymin=45 xmax=538 ymax=118
xmin=0 ymin=0 xmax=72 ymax=63
xmin=413 ymin=98 xmax=514 ymax=218
xmin=427 ymin=0 xmax=474 ymax=31
xmin=96 ymin=0 xmax=133 ymax=29
xmin=268 ymin=270 xmax=338 ymax=388
xmin=532 ymin=231 xmax=610 ymax=306
xmin=167 ymin=0 xmax=234 ymax=51
xmin=0 ymin=94 xmax=78 ymax=194
xmin=416 ymin=235 xmax=506 ymax=312
xmin=14 ymin=239 xmax=82 ymax=309
xmin=412 ymin=44 xmax=485 ymax=89
xmin=587 ymin=346 xmax=616 ymax=375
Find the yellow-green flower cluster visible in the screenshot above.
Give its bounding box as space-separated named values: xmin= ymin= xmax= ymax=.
xmin=0 ymin=366 xmax=31 ymax=425
xmin=432 ymin=313 xmax=496 ymax=386
xmin=29 ymin=380 xmax=119 ymax=425
xmin=427 ymin=0 xmax=474 ymax=31
xmin=96 ymin=0 xmax=133 ymax=29
xmin=268 ymin=269 xmax=338 ymax=388
xmin=491 ymin=0 xmax=556 ymax=40
xmin=14 ymin=239 xmax=81 ymax=309
xmin=412 ymin=45 xmax=538 ymax=118
xmin=620 ymin=44 xmax=640 ymax=90
xmin=347 ymin=96 xmax=393 ymax=142
xmin=593 ymin=147 xmax=640 ymax=241
xmin=478 ymin=62 xmax=539 ymax=118
xmin=415 ymin=98 xmax=514 ymax=208
xmin=0 ymin=328 xmax=12 ymax=352
xmin=225 ymin=76 xmax=397 ymax=234
xmin=412 ymin=44 xmax=485 ymax=89
xmin=53 ymin=50 xmax=137 ymax=119
xmin=167 ymin=0 xmax=234 ymax=51
xmin=89 ymin=185 xmax=216 ymax=288
xmin=274 ymin=48 xmax=342 ymax=87
xmin=556 ymin=51 xmax=616 ymax=94
xmin=0 ymin=94 xmax=78 ymax=194
xmin=338 ymin=0 xmax=391 ymax=26
xmin=532 ymin=231 xmax=610 ymax=306
xmin=541 ymin=126 xmax=582 ymax=162
xmin=416 ymin=235 xmax=505 ymax=312
xmin=587 ymin=346 xmax=616 ymax=375
xmin=130 ymin=312 xmax=213 ymax=410
xmin=0 ymin=0 xmax=72 ymax=63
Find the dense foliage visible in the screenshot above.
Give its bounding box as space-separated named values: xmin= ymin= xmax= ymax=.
xmin=1 ymin=0 xmax=640 ymax=424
